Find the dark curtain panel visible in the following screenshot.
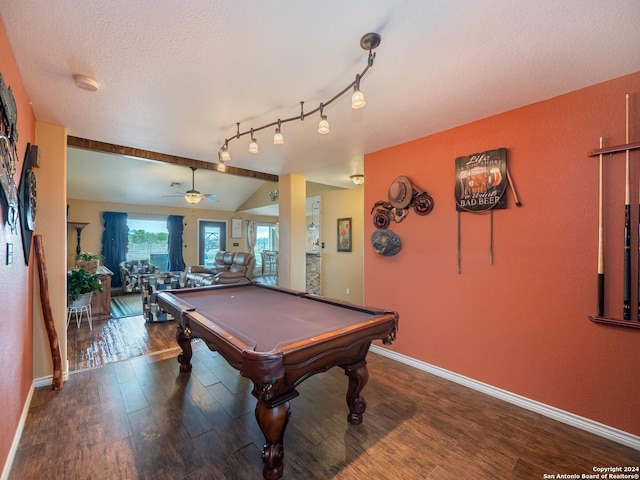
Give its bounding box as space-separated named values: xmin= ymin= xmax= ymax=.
xmin=101 ymin=211 xmax=128 ymax=287
xmin=167 ymin=215 xmax=186 ymax=272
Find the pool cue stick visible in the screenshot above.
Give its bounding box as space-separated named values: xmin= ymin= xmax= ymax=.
xmin=623 ymin=93 xmax=631 ymax=319
xmin=597 ymin=137 xmax=605 ymax=316
xmin=506 ymin=167 xmax=522 ymax=207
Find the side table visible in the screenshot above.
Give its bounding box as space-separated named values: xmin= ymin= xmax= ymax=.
xmin=91 ymin=265 xmax=113 ymax=321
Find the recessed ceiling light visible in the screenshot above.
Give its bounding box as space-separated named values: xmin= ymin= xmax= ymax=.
xmin=72 ymin=74 xmax=99 ymax=92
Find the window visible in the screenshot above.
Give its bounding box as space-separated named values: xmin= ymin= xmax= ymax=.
xmin=127 ymin=217 xmax=169 ymax=270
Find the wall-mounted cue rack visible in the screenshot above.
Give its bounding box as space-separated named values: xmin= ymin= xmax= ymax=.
xmin=587 ymin=93 xmax=640 ymax=330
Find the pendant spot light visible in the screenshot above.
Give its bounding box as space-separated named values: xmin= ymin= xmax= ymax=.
xmin=273 ymin=120 xmax=284 ymax=144
xmin=216 ymin=33 xmax=381 ymax=167
xmin=352 ymin=74 xmax=366 ymax=109
xmin=318 ymin=103 xmax=330 ymax=135
xmin=248 ymin=129 xmax=259 ymax=153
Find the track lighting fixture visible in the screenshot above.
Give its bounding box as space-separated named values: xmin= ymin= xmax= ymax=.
xmin=219 ymin=141 xmax=231 ymax=162
xmin=273 ymin=120 xmax=284 ymax=144
xmin=248 ymin=129 xmax=259 ymax=153
xmin=216 ymin=32 xmax=380 ymax=166
xmin=318 ymin=104 xmax=330 ymax=135
xmin=352 ymin=74 xmax=365 ymax=109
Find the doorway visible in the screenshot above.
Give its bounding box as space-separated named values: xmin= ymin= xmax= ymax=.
xmin=198 ymin=220 xmax=227 ymax=266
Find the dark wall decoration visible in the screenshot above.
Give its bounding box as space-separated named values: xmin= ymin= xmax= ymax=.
xmin=369 ymin=175 xmax=434 ymax=256
xmin=0 ymin=72 xmax=19 ymax=233
xmin=19 ymin=143 xmax=37 ymax=264
xmin=455 ymin=148 xmax=508 ymax=212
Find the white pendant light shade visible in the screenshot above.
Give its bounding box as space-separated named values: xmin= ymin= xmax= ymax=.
xmin=273 ymin=127 xmax=284 ymax=145
xmin=220 ymin=146 xmax=231 ymax=162
xmin=351 ymin=89 xmax=366 ymax=109
xmin=318 ymin=115 xmax=330 ymax=134
xmin=249 ymin=138 xmax=259 ymax=153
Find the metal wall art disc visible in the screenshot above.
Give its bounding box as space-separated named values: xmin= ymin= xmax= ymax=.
xmin=371 ymin=229 xmax=402 ymax=256
xmin=0 ymin=134 xmax=18 ymax=231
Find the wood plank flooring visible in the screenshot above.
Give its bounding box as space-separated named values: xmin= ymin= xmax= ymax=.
xmin=11 ymin=338 xmax=639 ymax=479
xmin=67 ymin=309 xmax=177 ymax=372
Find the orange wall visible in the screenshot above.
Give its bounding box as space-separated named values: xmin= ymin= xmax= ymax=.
xmin=0 ymin=18 xmax=36 ymax=471
xmin=365 ymin=72 xmax=640 ymax=436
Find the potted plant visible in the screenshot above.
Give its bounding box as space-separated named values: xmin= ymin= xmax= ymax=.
xmin=74 ymin=251 xmax=101 ymax=273
xmin=67 ymin=268 xmax=103 ymax=306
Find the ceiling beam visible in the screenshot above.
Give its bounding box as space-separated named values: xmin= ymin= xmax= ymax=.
xmin=67 ymin=136 xmax=279 ymax=182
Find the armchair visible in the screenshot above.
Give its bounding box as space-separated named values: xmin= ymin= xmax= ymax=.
xmin=119 ymin=260 xmax=159 ymax=294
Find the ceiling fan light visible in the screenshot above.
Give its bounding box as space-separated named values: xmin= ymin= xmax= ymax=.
xmin=318 ymin=115 xmax=330 ymax=135
xmin=184 ymin=192 xmax=203 ymax=204
xmin=351 ymin=88 xmax=366 ymax=109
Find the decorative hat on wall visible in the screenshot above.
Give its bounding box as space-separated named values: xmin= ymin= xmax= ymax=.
xmin=371 ymin=229 xmax=402 ymax=256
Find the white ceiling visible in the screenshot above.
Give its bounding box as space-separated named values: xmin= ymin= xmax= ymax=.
xmin=1 ymin=1 xmax=640 ymax=213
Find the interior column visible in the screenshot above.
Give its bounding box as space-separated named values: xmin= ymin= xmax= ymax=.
xmin=277 ymin=174 xmax=306 ymax=290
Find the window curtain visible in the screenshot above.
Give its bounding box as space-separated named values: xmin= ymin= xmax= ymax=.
xmin=101 ymin=211 xmax=128 ymax=288
xmin=247 ymin=220 xmax=257 ymax=250
xmin=167 ymin=215 xmax=186 ymax=272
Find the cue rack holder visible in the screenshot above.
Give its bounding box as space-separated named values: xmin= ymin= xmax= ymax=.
xmin=587 ymin=93 xmax=640 ymax=330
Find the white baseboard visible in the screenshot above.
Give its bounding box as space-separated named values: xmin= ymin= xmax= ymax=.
xmin=1 ymin=382 xmax=34 ymax=480
xmin=370 ymin=345 xmax=640 ymax=451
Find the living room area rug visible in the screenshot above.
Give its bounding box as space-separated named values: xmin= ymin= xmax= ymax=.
xmin=110 ymin=294 xmax=143 ymax=318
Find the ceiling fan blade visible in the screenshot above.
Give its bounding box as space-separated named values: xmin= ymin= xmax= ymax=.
xmin=202 ymin=194 xmax=219 ymax=203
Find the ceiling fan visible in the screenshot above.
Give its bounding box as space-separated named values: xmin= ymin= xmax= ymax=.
xmin=164 ymin=166 xmax=219 ymax=205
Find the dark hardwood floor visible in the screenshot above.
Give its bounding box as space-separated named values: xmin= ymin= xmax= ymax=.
xmin=11 ymin=334 xmax=639 ymax=479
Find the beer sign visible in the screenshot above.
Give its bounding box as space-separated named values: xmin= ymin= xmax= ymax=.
xmin=455 ymin=148 xmax=508 ymax=212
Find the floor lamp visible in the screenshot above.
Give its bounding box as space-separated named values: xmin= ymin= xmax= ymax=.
xmin=68 ymin=222 xmax=89 ymax=255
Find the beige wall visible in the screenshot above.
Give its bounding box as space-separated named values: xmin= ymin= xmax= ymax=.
xmin=320 ymin=188 xmax=365 ymax=304
xmin=32 ymin=123 xmax=68 ymax=380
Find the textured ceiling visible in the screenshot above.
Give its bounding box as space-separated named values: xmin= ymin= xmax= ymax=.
xmin=1 ymin=1 xmax=639 ymax=212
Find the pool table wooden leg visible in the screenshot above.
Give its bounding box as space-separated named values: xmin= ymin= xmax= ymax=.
xmin=344 ymin=361 xmax=369 ymax=425
xmin=255 ymin=399 xmax=290 ymax=480
xmin=176 ymin=325 xmax=193 ymax=372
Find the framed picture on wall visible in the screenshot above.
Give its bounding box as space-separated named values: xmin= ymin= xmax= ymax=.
xmin=337 ymin=217 xmax=352 ymax=252
xmin=231 ymin=217 xmax=242 ymax=238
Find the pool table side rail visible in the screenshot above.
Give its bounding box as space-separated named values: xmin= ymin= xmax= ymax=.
xmin=276 ymin=315 xmax=398 ymax=388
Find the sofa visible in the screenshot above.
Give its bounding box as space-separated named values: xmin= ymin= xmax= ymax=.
xmin=186 ymin=251 xmax=256 ymax=286
xmin=119 ymin=260 xmax=159 ymax=293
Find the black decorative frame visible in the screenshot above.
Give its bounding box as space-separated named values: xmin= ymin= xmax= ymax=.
xmin=18 ymin=143 xmax=36 ymax=265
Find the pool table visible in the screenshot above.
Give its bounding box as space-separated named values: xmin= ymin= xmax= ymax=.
xmin=156 ymin=282 xmax=399 ymax=480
